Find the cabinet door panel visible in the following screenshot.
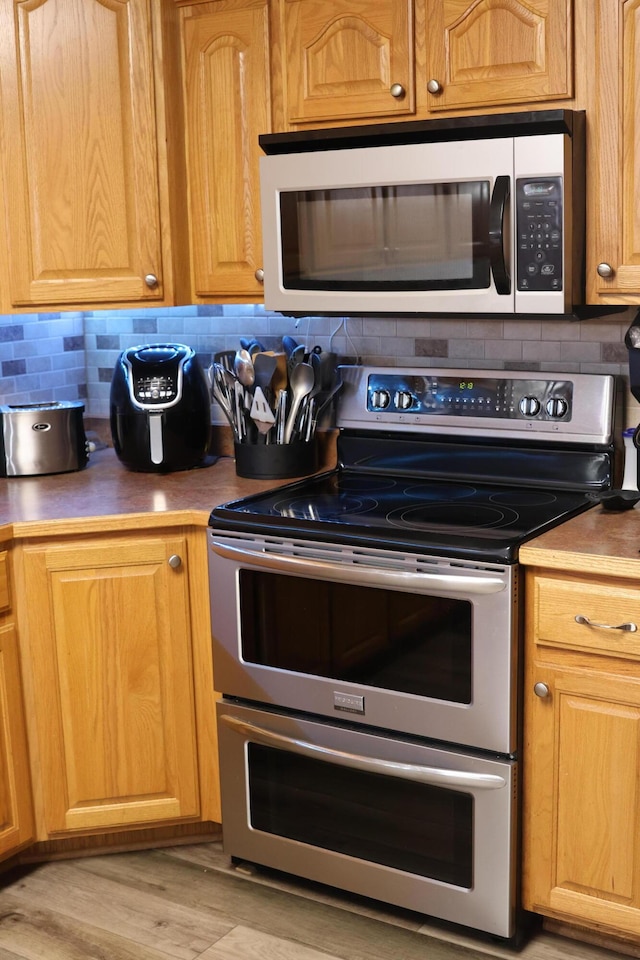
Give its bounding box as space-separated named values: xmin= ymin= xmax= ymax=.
xmin=283 ymin=0 xmax=414 ymax=123
xmin=23 ymin=536 xmax=200 ymax=836
xmin=182 ymin=0 xmax=270 ymax=299
xmin=425 ymin=0 xmax=572 ymax=111
xmin=0 ymin=620 xmax=34 ymax=858
xmin=0 ymin=0 xmax=164 ymax=305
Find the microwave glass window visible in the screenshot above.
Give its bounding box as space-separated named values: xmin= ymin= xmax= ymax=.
xmin=279 ymin=182 xmax=491 ymax=291
xmin=238 ymin=570 xmax=472 ymax=704
xmin=248 ymin=743 xmax=474 ymax=888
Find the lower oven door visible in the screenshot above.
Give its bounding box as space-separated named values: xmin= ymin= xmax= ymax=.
xmin=208 ymin=531 xmax=518 ymax=754
xmin=217 ymin=699 xmax=517 ymax=939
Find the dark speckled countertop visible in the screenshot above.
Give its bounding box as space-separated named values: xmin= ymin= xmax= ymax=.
xmin=1 ymin=444 xmax=327 ymax=539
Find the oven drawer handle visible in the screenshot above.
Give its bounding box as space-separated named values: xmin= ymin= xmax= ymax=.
xmin=210 ymin=541 xmax=506 ymax=595
xmin=220 ymin=714 xmax=507 ymax=791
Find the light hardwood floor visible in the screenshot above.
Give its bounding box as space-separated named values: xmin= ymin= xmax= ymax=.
xmin=0 ymin=840 xmax=633 ymax=960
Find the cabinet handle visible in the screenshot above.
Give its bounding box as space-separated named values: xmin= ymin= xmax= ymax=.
xmin=596 ymin=262 xmax=614 ymax=279
xmin=575 ymin=614 xmax=637 ymax=632
xmin=533 ymin=682 xmax=550 ymax=698
xmin=144 ymin=273 xmax=159 ymax=288
xmin=168 ymin=554 xmax=182 ymax=569
xmin=254 ymin=268 xmax=264 ymax=283
xmin=390 ymin=83 xmax=406 ymax=99
xmin=427 ymin=79 xmax=443 ymax=94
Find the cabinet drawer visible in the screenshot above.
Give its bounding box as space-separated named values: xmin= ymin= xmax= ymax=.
xmin=535 ymin=576 xmax=640 ymax=658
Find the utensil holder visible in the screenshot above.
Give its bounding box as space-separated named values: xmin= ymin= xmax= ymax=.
xmin=234 ymin=441 xmax=317 ymax=480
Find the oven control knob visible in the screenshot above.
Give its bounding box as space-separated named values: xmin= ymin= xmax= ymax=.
xmin=519 ymin=395 xmax=541 ymax=417
xmin=370 ymin=389 xmax=391 ymax=409
xmin=394 ymin=390 xmax=414 ymax=410
xmin=546 ymin=397 xmax=569 ymax=418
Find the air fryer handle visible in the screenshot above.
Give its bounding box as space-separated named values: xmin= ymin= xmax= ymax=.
xmin=149 ymin=412 xmax=163 ymax=465
xmin=489 ymin=175 xmax=511 ymax=296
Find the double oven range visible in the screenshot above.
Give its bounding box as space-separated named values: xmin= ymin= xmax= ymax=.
xmin=207 ymin=366 xmax=619 ymax=941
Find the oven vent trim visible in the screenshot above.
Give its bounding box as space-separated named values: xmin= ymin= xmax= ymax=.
xmin=211 ymin=530 xmax=509 ymax=577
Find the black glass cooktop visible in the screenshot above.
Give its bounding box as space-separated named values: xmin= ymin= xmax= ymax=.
xmin=210 ymin=468 xmax=594 ymax=563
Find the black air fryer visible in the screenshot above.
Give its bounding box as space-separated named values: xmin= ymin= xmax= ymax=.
xmin=110 ymin=344 xmax=211 ymax=472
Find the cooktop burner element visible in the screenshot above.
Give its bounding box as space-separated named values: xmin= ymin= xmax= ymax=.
xmin=210 ymin=366 xmax=620 ymax=563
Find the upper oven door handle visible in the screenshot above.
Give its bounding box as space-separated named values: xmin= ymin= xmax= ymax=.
xmin=210 ymin=540 xmax=506 ymax=595
xmin=220 ymin=714 xmax=507 ymax=790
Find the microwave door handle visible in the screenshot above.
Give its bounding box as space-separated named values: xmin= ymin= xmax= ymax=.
xmin=220 ymin=714 xmax=506 ymax=790
xmin=210 ymin=540 xmax=506 ymax=595
xmin=489 ymin=175 xmax=511 ymax=295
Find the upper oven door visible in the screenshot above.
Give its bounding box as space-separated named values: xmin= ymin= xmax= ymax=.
xmin=260 ymin=136 xmax=515 ymax=315
xmin=208 ymin=531 xmax=518 ymax=754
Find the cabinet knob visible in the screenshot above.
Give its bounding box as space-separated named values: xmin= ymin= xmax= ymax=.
xmin=390 ymin=83 xmax=406 ymax=99
xmin=144 ymin=273 xmax=159 ymax=288
xmin=596 ymin=262 xmax=614 ymax=279
xmin=254 ymin=268 xmax=264 ymax=283
xmin=168 ymin=554 xmax=182 ymax=569
xmin=427 ymin=79 xmax=443 ymax=95
xmin=533 ymin=682 xmax=550 ymax=698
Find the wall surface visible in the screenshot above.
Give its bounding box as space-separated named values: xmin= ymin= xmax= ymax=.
xmin=0 ymin=305 xmax=637 ymax=427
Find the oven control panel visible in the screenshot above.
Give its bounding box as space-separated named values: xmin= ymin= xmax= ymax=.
xmin=366 ymin=373 xmax=574 ymax=422
xmin=337 ymin=366 xmax=617 ymax=444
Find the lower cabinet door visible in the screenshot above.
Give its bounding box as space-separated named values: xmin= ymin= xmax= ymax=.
xmin=19 ymin=534 xmax=201 ymax=837
xmin=0 ymin=619 xmax=34 ymax=858
xmin=524 ymin=658 xmax=640 ymax=936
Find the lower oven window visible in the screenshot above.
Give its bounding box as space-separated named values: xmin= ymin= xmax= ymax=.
xmin=248 ymin=743 xmax=473 ymax=888
xmin=239 ymin=571 xmax=472 ymax=703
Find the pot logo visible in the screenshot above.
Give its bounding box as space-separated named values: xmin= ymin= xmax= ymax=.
xmin=32 ymin=422 xmax=52 ymax=432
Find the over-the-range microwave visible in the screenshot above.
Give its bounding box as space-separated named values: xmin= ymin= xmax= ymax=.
xmin=259 ymin=110 xmax=591 ymax=318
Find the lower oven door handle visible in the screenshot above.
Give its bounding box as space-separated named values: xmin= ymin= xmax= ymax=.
xmin=210 ymin=541 xmax=506 ymax=595
xmin=220 ymin=714 xmax=507 ymax=790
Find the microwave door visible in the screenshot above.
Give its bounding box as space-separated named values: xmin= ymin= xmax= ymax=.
xmin=260 ymin=137 xmax=517 ymax=314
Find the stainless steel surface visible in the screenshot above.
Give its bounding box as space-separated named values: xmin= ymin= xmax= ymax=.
xmin=0 ymin=401 xmax=87 ymax=477
xmin=217 ymin=699 xmax=517 ymax=939
xmin=574 ymin=614 xmax=637 ymax=632
xmin=220 ymin=713 xmax=507 ymax=788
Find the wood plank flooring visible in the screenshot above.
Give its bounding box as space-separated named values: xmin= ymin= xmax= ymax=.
xmin=0 ymin=840 xmax=632 ymax=960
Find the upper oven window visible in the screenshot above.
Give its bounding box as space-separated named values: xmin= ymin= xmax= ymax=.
xmin=238 ymin=570 xmax=472 ymax=704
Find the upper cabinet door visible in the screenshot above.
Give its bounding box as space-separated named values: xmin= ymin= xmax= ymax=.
xmin=588 ymin=0 xmax=640 ymax=303
xmin=424 ymin=0 xmax=573 ymax=112
xmin=0 ymin=0 xmax=166 ymax=307
xmin=282 ymin=0 xmax=415 ymax=125
xmin=180 ymin=0 xmax=271 ymax=300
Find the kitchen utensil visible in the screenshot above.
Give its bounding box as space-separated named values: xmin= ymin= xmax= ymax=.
xmin=250 ymin=386 xmax=276 ymax=436
xmin=287 ymin=343 xmax=306 ymax=381
xmin=282 ymin=335 xmax=299 ymax=360
xmin=253 ymin=352 xmax=278 ymax=393
xmin=234 ymin=349 xmax=255 ymax=388
xmin=284 ymin=361 xmax=315 ymax=443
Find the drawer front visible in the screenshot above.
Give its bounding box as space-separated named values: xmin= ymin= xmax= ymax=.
xmin=535 ymin=576 xmax=640 ymax=658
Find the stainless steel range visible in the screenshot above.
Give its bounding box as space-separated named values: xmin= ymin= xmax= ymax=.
xmin=207 ymin=366 xmax=620 ymax=942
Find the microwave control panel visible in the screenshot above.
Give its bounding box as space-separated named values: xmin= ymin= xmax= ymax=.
xmin=516 ymin=177 xmax=563 ymax=292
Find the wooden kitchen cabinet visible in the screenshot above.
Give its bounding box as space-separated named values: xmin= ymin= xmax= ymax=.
xmin=523 ymin=568 xmax=640 ymax=940
xmin=280 ymin=0 xmax=415 ymax=125
xmin=13 ymin=528 xmax=219 ymax=840
xmin=0 ymin=549 xmax=34 ymax=860
xmin=422 ymin=0 xmax=573 ymax=113
xmin=587 ymin=0 xmax=640 ymax=304
xmin=177 ymin=0 xmax=272 ymax=301
xmin=0 ymin=0 xmax=180 ymax=309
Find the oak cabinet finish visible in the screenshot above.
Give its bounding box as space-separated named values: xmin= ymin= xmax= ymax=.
xmin=0 ymin=0 xmax=175 ymax=309
xmin=0 ymin=550 xmax=34 ymax=860
xmin=178 ymin=0 xmax=271 ymax=300
xmin=587 ymin=0 xmax=640 ymax=304
xmin=523 ymin=569 xmax=640 ymax=940
xmin=281 ymin=0 xmax=414 ymax=125
xmin=423 ymin=0 xmax=573 ymax=112
xmin=15 ymin=529 xmax=219 ymax=840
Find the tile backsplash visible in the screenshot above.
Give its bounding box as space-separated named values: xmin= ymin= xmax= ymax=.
xmin=0 ymin=304 xmax=638 ymax=428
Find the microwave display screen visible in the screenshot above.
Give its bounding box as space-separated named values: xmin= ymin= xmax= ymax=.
xmin=279 ymin=181 xmax=491 ymax=291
